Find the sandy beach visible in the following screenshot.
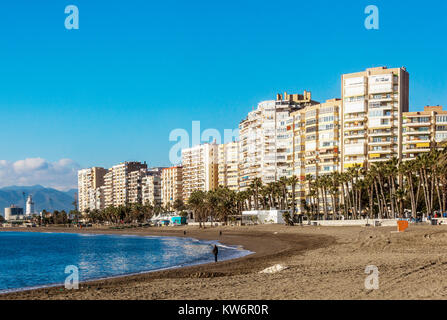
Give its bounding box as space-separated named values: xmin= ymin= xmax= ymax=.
xmin=1 ymin=224 xmax=447 ymax=300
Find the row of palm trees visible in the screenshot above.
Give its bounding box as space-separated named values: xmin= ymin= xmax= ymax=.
xmin=188 ymin=147 xmax=447 ymax=223
xmin=304 ymin=147 xmax=447 ymax=220
xmin=187 ymin=176 xmax=302 ymax=226
xmin=70 ymin=200 xmax=188 ymax=224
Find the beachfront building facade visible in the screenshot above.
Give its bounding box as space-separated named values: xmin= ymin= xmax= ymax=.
xmin=4 ymin=205 xmax=24 ymax=221
xmin=287 ymin=99 xmax=342 ymax=213
xmin=77 ymin=166 xmax=108 ymax=213
xmin=238 ymin=92 xmax=318 ymax=191
xmin=88 ymin=186 xmax=106 ymax=211
xmin=218 ymin=141 xmax=239 ymax=190
xmin=181 ymin=143 xmax=218 ymax=201
xmin=142 ymin=169 xmax=163 ymax=206
xmin=402 ymin=105 xmax=447 ymax=160
xmin=161 ymin=166 xmax=183 ymax=208
xmin=127 ymin=168 xmax=147 ymax=205
xmin=78 ymin=162 xmax=169 ymax=212
xmin=341 ymin=66 xmax=409 ymax=170
xmin=104 ymin=162 xmax=148 ymax=207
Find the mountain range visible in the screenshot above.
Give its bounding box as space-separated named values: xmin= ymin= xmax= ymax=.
xmin=0 ymin=185 xmax=77 ymax=216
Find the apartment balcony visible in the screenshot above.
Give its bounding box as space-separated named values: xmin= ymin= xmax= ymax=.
xmin=369 ymin=131 xmax=393 ymax=137
xmin=403 ymin=138 xmax=430 ymax=143
xmin=368 ymin=123 xmax=393 ymax=130
xmin=319 ymin=153 xmax=337 ymax=160
xmin=369 ymin=140 xmax=394 ymax=146
xmin=369 ymin=103 xmax=394 ymax=110
xmin=344 ymin=125 xmax=365 ymax=131
xmin=403 ymin=130 xmax=430 ymax=136
xmin=369 ymin=96 xmax=394 ymax=102
xmin=344 ymin=116 xmax=366 ymax=123
xmin=344 ymin=133 xmax=366 ymax=140
xmin=403 ymin=141 xmax=431 ymax=152
xmin=368 ymin=149 xmax=394 ymax=154
xmin=402 ymin=148 xmax=431 ymax=154
xmin=404 ymin=122 xmax=431 ymax=127
xmin=369 ymin=156 xmax=393 ymax=163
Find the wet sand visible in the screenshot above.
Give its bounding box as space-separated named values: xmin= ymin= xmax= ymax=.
xmin=1 ymin=224 xmax=447 ymax=300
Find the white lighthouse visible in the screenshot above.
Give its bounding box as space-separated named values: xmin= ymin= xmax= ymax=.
xmin=26 ymin=195 xmax=35 ymax=216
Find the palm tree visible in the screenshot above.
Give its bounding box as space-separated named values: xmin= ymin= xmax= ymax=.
xmin=249 ymin=178 xmax=263 ymax=210
xmin=279 ymin=176 xmax=289 ymax=210
xmin=188 ymin=190 xmax=207 ymax=228
xmin=288 ymin=175 xmax=300 ymax=216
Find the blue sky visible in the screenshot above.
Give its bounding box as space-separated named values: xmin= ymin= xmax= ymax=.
xmin=0 ymin=0 xmax=446 ymax=189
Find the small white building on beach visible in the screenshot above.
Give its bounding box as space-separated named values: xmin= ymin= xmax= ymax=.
xmin=242 ymin=210 xmax=287 ymax=225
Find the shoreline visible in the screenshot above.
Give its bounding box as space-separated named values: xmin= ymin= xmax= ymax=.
xmin=0 ymin=225 xmax=334 ymax=300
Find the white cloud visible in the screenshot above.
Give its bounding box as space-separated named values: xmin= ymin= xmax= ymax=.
xmin=0 ymin=158 xmax=80 ymax=191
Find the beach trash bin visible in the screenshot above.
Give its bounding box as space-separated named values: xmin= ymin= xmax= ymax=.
xmin=374 ymin=221 xmax=381 ymax=227
xmin=312 ymin=222 xmax=318 ymax=226
xmin=431 ymin=219 xmax=438 ymax=226
xmin=397 ymin=220 xmax=409 ymax=232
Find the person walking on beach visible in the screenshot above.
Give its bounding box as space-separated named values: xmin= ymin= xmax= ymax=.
xmin=212 ymin=245 xmax=218 ymax=262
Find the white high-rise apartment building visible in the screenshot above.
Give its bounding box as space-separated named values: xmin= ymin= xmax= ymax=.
xmin=77 ymin=167 xmax=107 ymax=213
xmin=341 ymin=66 xmax=409 ymax=170
xmin=238 ymin=92 xmax=318 ymax=191
xmin=88 ymin=186 xmax=106 ymax=211
xmin=142 ymin=170 xmax=162 ymax=206
xmin=218 ymin=141 xmax=239 ymax=191
xmin=102 ymin=162 xmax=147 ymax=208
xmin=79 ymin=162 xmax=166 ymax=211
xmin=181 ymin=143 xmax=218 ymax=201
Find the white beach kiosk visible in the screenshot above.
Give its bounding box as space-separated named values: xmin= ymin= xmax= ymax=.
xmin=242 ymin=210 xmax=287 ymax=225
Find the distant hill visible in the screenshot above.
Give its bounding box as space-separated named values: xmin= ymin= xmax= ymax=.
xmin=0 ymin=185 xmax=76 ymax=216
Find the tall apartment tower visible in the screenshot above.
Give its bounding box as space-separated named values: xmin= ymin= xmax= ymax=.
xmin=128 ymin=168 xmax=147 ymax=204
xmin=161 ymin=166 xmax=183 ymax=208
xmin=103 ymin=161 xmax=148 ymax=207
xmin=238 ymin=91 xmax=318 ymax=191
xmin=402 ymin=105 xmax=447 ymax=160
xmin=341 ymin=66 xmax=409 ymax=170
xmin=88 ymin=186 xmax=106 ymax=211
xmin=218 ymin=141 xmax=239 ymax=191
xmin=142 ymin=168 xmax=163 ymax=206
xmin=287 ymin=98 xmax=342 ymax=213
xmin=181 ymin=142 xmax=218 ymax=201
xmin=78 ymin=166 xmax=108 ymax=213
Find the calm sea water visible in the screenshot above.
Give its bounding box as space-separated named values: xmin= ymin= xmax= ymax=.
xmin=0 ymin=231 xmax=251 ymax=293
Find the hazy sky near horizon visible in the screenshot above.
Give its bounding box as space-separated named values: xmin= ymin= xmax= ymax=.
xmin=0 ymin=0 xmax=446 ymax=190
